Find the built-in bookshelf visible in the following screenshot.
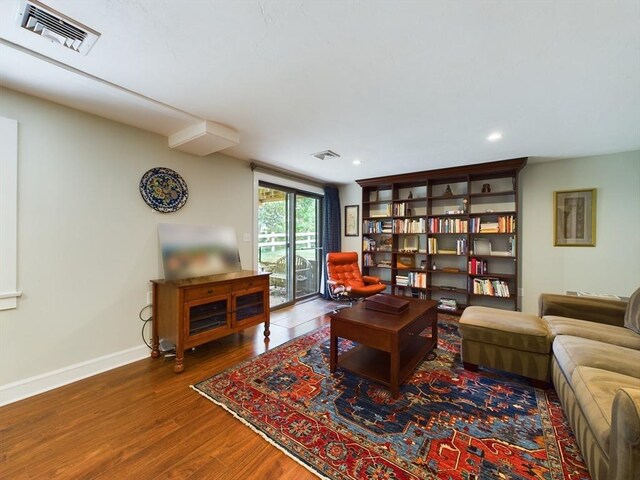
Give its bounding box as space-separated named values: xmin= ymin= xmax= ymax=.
xmin=357 ymin=158 xmax=527 ymax=314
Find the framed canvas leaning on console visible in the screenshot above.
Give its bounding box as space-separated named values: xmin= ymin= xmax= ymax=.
xmin=554 ymin=189 xmax=596 ymax=246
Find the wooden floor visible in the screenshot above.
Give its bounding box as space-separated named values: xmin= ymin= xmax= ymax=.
xmin=0 ymin=298 xmax=341 ymax=479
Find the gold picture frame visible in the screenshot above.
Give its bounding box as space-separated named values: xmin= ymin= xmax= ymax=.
xmin=554 ymin=189 xmax=596 ymax=246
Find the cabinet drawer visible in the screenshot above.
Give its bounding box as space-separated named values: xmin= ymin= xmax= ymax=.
xmin=184 ymin=283 xmax=231 ymax=301
xmin=234 ymin=278 xmax=268 ymax=292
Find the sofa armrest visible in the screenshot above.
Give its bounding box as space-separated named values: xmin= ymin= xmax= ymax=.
xmin=362 ymin=275 xmax=381 ymax=285
xmin=608 ymin=387 xmax=640 ymax=480
xmin=539 ymin=293 xmax=627 ymax=327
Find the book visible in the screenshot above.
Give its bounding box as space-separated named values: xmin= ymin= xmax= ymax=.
xmin=364 ymin=294 xmax=410 ymax=314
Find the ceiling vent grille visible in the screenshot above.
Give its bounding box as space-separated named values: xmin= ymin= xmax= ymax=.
xmin=17 ymin=0 xmax=100 ymax=55
xmin=311 ymin=150 xmax=340 ymax=161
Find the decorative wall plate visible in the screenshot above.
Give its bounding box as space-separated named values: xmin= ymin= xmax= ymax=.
xmin=139 ymin=167 xmax=188 ymax=213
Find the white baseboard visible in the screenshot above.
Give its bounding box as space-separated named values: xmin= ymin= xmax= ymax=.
xmin=0 ymin=344 xmax=150 ymax=407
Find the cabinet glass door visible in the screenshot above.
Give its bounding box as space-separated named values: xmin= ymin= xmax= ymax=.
xmin=234 ymin=289 xmax=266 ymax=326
xmin=187 ymin=297 xmax=228 ymax=336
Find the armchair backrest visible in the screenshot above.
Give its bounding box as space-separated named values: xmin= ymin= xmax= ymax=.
xmin=326 ymin=252 xmax=365 ymax=289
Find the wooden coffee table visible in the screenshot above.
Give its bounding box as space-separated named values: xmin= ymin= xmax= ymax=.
xmin=329 ymin=297 xmax=438 ymax=398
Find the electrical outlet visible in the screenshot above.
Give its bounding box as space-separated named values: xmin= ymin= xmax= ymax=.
xmin=147 ymin=291 xmax=153 ymax=305
xmin=243 ymin=232 xmax=251 ymax=242
xmin=518 ymin=288 xmax=523 ymax=297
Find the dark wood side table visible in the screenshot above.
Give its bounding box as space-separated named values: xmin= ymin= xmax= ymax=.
xmin=329 ymin=297 xmax=437 ymax=398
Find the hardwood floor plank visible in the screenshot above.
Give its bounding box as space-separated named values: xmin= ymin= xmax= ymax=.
xmin=0 ymin=299 xmax=336 ymax=479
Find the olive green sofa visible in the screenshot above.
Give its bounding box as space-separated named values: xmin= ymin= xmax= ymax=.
xmin=540 ymin=289 xmax=640 ymax=480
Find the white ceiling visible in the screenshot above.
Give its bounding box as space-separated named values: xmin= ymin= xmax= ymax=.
xmin=1 ymin=0 xmax=639 ymax=184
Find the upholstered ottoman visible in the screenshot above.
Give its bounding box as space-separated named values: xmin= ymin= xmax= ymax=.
xmin=459 ymin=306 xmax=552 ymax=386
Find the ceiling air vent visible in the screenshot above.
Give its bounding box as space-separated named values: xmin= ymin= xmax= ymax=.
xmin=311 ymin=150 xmax=340 ymax=161
xmin=17 ymin=0 xmax=100 ymax=55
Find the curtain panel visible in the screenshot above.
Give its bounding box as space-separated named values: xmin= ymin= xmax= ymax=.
xmin=321 ymin=186 xmax=341 ymax=298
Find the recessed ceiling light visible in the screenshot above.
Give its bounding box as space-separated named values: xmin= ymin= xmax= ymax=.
xmin=352 ymin=159 xmax=362 ymax=165
xmin=487 ymin=132 xmax=502 ymax=142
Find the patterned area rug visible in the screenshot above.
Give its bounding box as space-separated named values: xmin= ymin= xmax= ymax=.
xmin=193 ymin=320 xmax=590 ymax=479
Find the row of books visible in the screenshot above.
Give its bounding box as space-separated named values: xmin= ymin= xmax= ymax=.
xmin=393 ymin=218 xmax=426 ymax=233
xmin=363 ymin=220 xmax=393 ymax=234
xmin=472 ymin=278 xmax=511 ymax=297
xmin=427 ymin=237 xmax=467 ymax=255
xmin=468 ymin=257 xmax=489 ymax=275
xmin=392 ymin=202 xmax=421 ymax=216
xmin=363 ymin=219 xmax=427 ymax=234
xmin=469 ymin=216 xmax=515 ymax=233
xmin=428 ymin=218 xmax=468 ymax=233
xmin=395 ymin=272 xmax=427 ymax=288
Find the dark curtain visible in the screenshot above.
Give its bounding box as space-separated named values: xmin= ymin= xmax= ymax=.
xmin=321 ymin=186 xmax=341 ymax=298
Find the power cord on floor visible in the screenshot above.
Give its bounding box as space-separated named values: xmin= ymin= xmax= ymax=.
xmin=139 ymin=304 xmax=152 ymax=349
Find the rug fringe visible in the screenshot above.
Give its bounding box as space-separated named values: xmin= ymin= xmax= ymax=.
xmin=190 ymin=385 xmax=331 ymax=480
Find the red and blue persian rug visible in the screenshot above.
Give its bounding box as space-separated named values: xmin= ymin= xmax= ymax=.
xmin=193 ymin=321 xmax=590 ymax=479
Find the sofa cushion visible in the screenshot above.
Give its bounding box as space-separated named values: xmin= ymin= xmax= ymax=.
xmin=544 ymin=316 xmax=640 ymax=350
xmin=624 ymin=287 xmax=640 ymax=335
xmin=459 ymin=306 xmax=550 ymax=354
xmin=572 ymin=366 xmax=640 ymax=457
xmin=553 ymin=335 xmax=640 ymax=382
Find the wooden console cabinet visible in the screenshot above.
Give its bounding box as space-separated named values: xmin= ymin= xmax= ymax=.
xmin=150 ymin=270 xmax=270 ymax=372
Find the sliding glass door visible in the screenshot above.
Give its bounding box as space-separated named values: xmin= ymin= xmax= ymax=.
xmin=258 ymin=184 xmax=321 ymax=308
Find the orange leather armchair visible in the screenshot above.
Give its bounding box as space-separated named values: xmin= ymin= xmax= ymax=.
xmin=326 ymin=252 xmax=386 ymax=304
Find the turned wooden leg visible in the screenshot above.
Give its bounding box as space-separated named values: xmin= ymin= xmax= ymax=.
xmin=463 ymin=361 xmax=479 ymax=372
xmin=174 ymin=350 xmax=184 ymax=373
xmin=264 ymin=319 xmax=270 ymax=338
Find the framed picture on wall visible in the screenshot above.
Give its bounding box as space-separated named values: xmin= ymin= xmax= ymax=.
xmin=554 ymin=189 xmax=596 ymax=246
xmin=345 ymin=205 xmax=359 ymax=237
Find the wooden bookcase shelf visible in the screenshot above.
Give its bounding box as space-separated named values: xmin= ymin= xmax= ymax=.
xmin=357 ymin=157 xmax=527 ymax=313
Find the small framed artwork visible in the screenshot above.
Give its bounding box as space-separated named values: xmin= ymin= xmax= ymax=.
xmin=554 ymin=189 xmax=596 ymax=246
xmin=397 ymin=255 xmax=414 ymax=269
xmin=345 ymin=205 xmax=359 ymax=237
xmin=403 ymin=235 xmax=419 ymax=252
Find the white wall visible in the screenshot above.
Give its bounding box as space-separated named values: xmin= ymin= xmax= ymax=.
xmin=521 ymin=151 xmax=640 ymax=313
xmin=339 ymin=183 xmax=362 ymax=255
xmin=0 ymin=89 xmax=255 ymax=390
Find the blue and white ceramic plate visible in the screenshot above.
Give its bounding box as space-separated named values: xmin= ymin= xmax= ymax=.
xmin=139 ymin=167 xmax=188 ymax=213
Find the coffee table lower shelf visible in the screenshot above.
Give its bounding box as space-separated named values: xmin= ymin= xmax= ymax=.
xmin=336 ymin=336 xmax=435 ymax=390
